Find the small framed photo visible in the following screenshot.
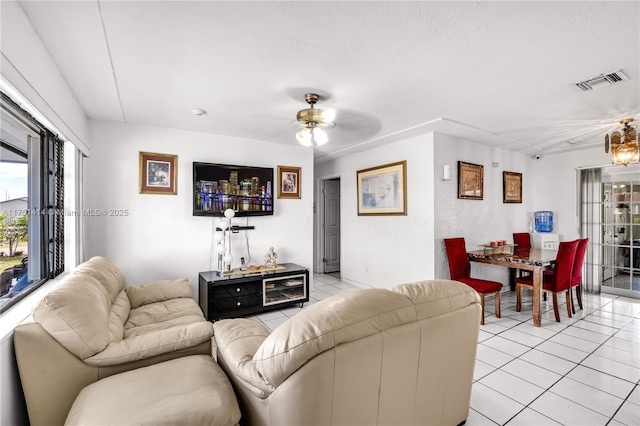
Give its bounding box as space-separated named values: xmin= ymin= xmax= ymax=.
xmin=139 ymin=151 xmax=177 ymax=195
xmin=357 ymin=160 xmax=407 ymax=216
xmin=503 ymin=171 xmax=522 ymax=203
xmin=277 ymin=165 xmax=301 ymax=199
xmin=458 ymin=161 xmax=483 ymax=200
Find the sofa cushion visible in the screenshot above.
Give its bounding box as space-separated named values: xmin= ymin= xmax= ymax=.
xmin=252 ymin=289 xmax=416 ymax=388
xmin=33 ymin=273 xmax=113 ymax=359
xmin=65 ymin=355 xmax=241 ymax=426
xmin=74 ymin=256 xmax=127 ymax=303
xmin=108 ymin=290 xmax=130 ymax=343
xmin=83 ymin=320 xmax=215 ymax=366
xmin=127 ymin=278 xmax=193 ymax=309
xmin=125 ymin=298 xmax=208 ymax=338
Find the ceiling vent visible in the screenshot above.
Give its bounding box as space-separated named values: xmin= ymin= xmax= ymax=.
xmin=574 ymin=70 xmax=629 ymax=91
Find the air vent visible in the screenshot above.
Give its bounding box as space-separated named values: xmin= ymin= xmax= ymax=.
xmin=574 ymin=70 xmax=629 ymax=91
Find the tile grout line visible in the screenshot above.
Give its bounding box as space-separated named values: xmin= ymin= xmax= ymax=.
xmin=477 ymin=295 xmax=639 ymax=424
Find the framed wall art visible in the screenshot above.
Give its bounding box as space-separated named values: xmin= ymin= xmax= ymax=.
xmin=277 ymin=165 xmax=301 ymax=199
xmin=139 ymin=151 xmax=177 ymax=195
xmin=357 ymin=160 xmax=407 ymax=216
xmin=503 ymin=171 xmax=522 ymax=203
xmin=458 ymin=161 xmax=483 ymax=200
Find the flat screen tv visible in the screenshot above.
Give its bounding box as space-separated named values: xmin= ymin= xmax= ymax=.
xmin=193 ymin=162 xmax=274 ymax=217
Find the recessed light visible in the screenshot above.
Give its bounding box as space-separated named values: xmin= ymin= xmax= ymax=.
xmin=191 ymin=108 xmax=206 ymax=116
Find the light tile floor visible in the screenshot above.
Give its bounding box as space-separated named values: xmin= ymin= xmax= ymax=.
xmin=247 ymin=273 xmax=640 ymax=426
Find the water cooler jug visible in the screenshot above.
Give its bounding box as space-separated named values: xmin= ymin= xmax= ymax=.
xmin=534 ymin=211 xmax=553 ymax=233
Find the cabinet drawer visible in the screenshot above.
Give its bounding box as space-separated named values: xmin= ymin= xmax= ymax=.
xmin=212 ymin=283 xmax=260 ymax=300
xmin=211 ymin=293 xmax=261 ymax=311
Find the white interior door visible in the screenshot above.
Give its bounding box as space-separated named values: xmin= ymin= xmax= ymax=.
xmin=323 ymin=178 xmax=340 ymax=273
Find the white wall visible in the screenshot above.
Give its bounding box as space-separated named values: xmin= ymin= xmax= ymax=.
xmin=85 ymin=120 xmax=314 ymax=296
xmin=0 ymin=0 xmax=90 ymax=153
xmin=531 ymin=146 xmax=611 ymax=241
xmin=315 ymin=134 xmax=436 ymax=288
xmin=433 ymin=133 xmax=534 ymax=283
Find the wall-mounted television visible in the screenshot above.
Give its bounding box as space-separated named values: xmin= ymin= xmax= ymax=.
xmin=193 ymin=162 xmax=274 ymax=217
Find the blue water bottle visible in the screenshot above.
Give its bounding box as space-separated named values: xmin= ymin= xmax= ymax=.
xmin=534 ymin=211 xmax=553 ymax=232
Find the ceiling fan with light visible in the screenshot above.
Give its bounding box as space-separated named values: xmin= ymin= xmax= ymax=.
xmin=295 ymin=93 xmax=336 ymax=147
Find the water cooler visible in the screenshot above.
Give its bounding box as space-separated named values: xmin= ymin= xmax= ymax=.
xmin=531 ymin=233 xmax=559 ymax=249
xmin=531 ymin=211 xmax=558 ymax=249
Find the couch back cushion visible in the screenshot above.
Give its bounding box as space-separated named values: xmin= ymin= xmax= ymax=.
xmin=126 ymin=278 xmax=193 ymax=309
xmin=73 ymin=256 xmax=127 ymax=303
xmin=391 ymin=279 xmax=481 ymax=320
xmin=33 ymin=273 xmax=115 ymax=359
xmin=253 ymin=289 xmax=416 ymax=387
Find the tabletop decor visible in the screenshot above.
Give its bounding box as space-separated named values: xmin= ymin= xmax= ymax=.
xmin=357 ymin=160 xmax=407 ymax=216
xmin=503 ymin=171 xmax=522 ymax=203
xmin=264 ymin=246 xmax=278 ymax=268
xmin=458 ymin=161 xmax=483 ymax=200
xmin=277 ymin=165 xmax=301 ymax=199
xmin=139 ymin=151 xmax=177 ymax=195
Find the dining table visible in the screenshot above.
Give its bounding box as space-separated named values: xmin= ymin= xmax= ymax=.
xmin=467 ymin=246 xmax=557 ymax=327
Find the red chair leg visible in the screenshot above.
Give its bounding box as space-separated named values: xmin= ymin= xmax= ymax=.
xmin=569 ymin=287 xmax=576 ymax=315
xmin=552 ymin=293 xmax=561 ymax=322
xmin=480 ymin=294 xmax=485 ymax=325
xmin=495 ymin=291 xmax=501 ymax=319
xmin=576 ymin=285 xmax=583 ymax=310
xmin=516 ymin=284 xmax=522 ymax=312
xmin=565 ymin=291 xmax=572 ymax=318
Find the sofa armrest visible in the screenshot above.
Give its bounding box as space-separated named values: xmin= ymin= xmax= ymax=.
xmin=83 ymin=321 xmax=213 ymax=366
xmin=213 ymin=318 xmax=274 ymax=398
xmin=14 ymin=320 xmax=99 ymax=426
xmin=126 ymin=278 xmax=192 ymax=308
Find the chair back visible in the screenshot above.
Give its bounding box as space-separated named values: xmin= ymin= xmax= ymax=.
xmin=513 ymin=233 xmax=532 ymax=249
xmin=550 ymin=240 xmax=579 ymax=291
xmin=444 ymin=238 xmax=470 ymax=280
xmin=572 ymin=238 xmax=589 ymax=286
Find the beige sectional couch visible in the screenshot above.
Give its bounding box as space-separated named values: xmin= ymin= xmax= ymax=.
xmin=214 ymin=279 xmax=481 ymax=426
xmin=14 ymin=256 xmax=215 ymax=426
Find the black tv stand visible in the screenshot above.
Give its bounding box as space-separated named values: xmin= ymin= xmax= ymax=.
xmin=198 ymin=263 xmax=309 ymax=321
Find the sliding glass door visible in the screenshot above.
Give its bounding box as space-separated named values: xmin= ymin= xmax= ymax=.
xmin=601 ymin=167 xmax=640 ymax=297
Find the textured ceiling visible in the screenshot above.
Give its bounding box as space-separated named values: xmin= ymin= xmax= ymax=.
xmin=14 ymin=1 xmax=640 ymax=161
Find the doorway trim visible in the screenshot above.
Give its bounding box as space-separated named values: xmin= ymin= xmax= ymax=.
xmin=316 ymin=174 xmax=341 ymax=273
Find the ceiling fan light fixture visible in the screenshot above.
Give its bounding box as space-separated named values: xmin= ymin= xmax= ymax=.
xmin=296 ymin=125 xmax=328 ymax=147
xmin=296 ymin=128 xmax=313 ymax=147
xmin=605 ymin=118 xmax=639 ymax=166
xmin=295 ymin=93 xmax=333 ymax=147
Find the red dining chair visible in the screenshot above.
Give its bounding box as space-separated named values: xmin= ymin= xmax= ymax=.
xmin=510 ymin=232 xmax=532 ymax=288
xmin=513 ymin=233 xmax=532 ymax=250
xmin=516 ymin=240 xmax=578 ymax=322
xmin=569 ymin=238 xmax=589 ymax=314
xmin=444 ymin=237 xmax=503 ymax=325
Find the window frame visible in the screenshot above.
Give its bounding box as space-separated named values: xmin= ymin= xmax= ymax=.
xmin=1 ymin=92 xmax=64 ymax=313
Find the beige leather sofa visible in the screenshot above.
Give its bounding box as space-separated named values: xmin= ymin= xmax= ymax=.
xmin=214 ymin=279 xmax=481 ymax=426
xmin=14 ymin=256 xmax=215 ymax=426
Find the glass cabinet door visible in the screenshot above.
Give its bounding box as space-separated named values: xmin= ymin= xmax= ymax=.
xmin=601 ymin=178 xmax=640 ymax=294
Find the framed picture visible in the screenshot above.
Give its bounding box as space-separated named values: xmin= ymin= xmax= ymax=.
xmin=458 ymin=161 xmax=483 ymax=200
xmin=503 ymin=171 xmax=522 ymax=203
xmin=357 ymin=160 xmax=407 ymax=216
xmin=277 ymin=165 xmax=301 ymax=199
xmin=139 ymin=151 xmax=177 ymax=195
